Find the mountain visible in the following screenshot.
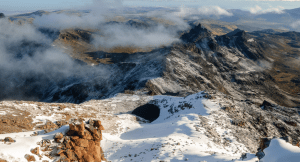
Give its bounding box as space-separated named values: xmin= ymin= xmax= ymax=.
xmin=1 ymin=9 xmax=300 ymax=162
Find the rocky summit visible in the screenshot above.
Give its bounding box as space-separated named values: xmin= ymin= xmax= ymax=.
xmin=0 ymin=6 xmax=300 ymax=162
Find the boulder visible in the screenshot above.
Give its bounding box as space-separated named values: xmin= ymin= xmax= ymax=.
xmin=24 ymin=154 xmax=36 ymax=161
xmin=54 ymin=119 xmax=106 ymax=162
xmin=30 ymin=147 xmax=39 ymax=155
xmin=4 ymin=137 xmax=15 ymax=143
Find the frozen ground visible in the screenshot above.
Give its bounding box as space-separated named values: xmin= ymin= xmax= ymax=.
xmin=0 ymin=92 xmax=299 ymax=162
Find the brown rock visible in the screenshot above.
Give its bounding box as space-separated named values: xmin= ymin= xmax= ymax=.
xmin=99 ymin=125 xmax=105 ymax=130
xmin=56 ymin=149 xmax=65 ymax=155
xmin=30 ymin=147 xmax=39 ymax=155
xmin=37 ymin=120 xmax=58 ymax=133
xmin=65 ymin=149 xmax=77 ymax=160
xmin=82 ymin=153 xmax=94 ymax=162
xmin=82 ymin=130 xmax=93 ymax=140
xmin=4 ymin=137 xmax=15 ymax=143
xmin=56 ymin=120 xmax=68 ymax=128
xmin=101 ymin=147 xmax=106 ymax=161
xmin=93 ymin=120 xmax=105 ymax=130
xmin=58 ymin=154 xmax=70 ymax=162
xmin=73 ymin=146 xmax=85 ymax=159
xmin=71 ymin=136 xmax=80 ymax=140
xmin=87 ymin=140 xmax=102 ymax=161
xmin=24 ymin=154 xmax=36 ymax=161
xmin=56 ymin=119 xmax=106 ymax=162
xmin=0 ymin=158 xmax=8 ymax=162
xmin=74 ymin=138 xmax=89 ymax=148
xmin=94 ymin=120 xmax=101 ymax=128
xmin=55 ymin=133 xmax=64 ymax=140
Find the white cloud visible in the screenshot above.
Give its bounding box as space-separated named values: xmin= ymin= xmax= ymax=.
xmin=33 ymin=13 xmax=105 ymax=30
xmin=92 ymin=24 xmax=181 ymax=49
xmin=145 ymin=10 xmax=189 ymax=30
xmin=174 ymin=6 xmax=233 ymax=17
xmin=291 ymin=20 xmax=300 ymax=28
xmin=0 ymin=18 xmax=112 ymax=100
xmin=250 ymin=5 xmax=262 ymax=14
xmin=33 ymin=0 xmax=126 ymax=30
xmin=249 ymin=5 xmax=285 ymax=14
xmin=198 ymin=6 xmax=233 ymax=16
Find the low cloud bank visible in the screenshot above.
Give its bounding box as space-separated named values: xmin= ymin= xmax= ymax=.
xmin=174 ymin=6 xmax=233 ymax=17
xmin=0 ymin=18 xmax=112 ymax=101
xmin=249 ymin=5 xmax=285 ymax=14
xmin=33 ymin=13 xmax=105 ymax=30
xmin=33 ymin=2 xmax=190 ymax=49
xmin=92 ymin=24 xmax=181 ymax=48
xmin=291 ymin=20 xmax=300 ymax=29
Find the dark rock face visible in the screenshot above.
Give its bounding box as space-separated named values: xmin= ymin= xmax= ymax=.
xmin=180 ymin=24 xmax=212 ymax=43
xmin=260 ymin=100 xmax=273 ymax=108
xmin=132 ymin=104 xmax=160 ymax=122
xmin=216 ymin=29 xmax=265 ymax=60
xmin=0 ymin=13 xmax=5 ymax=18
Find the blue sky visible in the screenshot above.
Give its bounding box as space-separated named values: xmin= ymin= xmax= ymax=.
xmin=1 ymin=0 xmax=300 ymax=13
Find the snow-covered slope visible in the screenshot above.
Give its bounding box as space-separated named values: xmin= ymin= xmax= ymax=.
xmin=1 ymin=91 xmax=298 ymax=162
xmin=102 ymin=92 xmax=257 ymax=162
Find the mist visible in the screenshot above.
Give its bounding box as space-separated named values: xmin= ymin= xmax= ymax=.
xmin=174 ymin=6 xmax=233 ymax=17
xmin=0 ymin=18 xmax=113 ymax=102
xmin=33 ymin=13 xmax=105 ymax=30
xmin=249 ymin=5 xmax=285 ymax=14
xmin=92 ymin=22 xmax=183 ymax=49
xmin=291 ymin=20 xmax=300 ymax=29
xmin=0 ymin=0 xmax=193 ymax=102
xmin=33 ymin=11 xmax=189 ymax=50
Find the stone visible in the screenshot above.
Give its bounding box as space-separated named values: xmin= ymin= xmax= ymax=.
xmin=260 ymin=100 xmax=273 ymax=108
xmin=54 ymin=133 xmax=64 ymax=143
xmin=65 ymin=149 xmax=77 ymax=160
xmin=4 ymin=137 xmax=15 ymax=143
xmin=54 ymin=119 xmax=105 ymax=162
xmin=73 ymin=138 xmax=89 ymax=148
xmin=56 ymin=149 xmax=64 ymax=155
xmin=0 ymin=159 xmax=8 ymax=162
xmin=30 ymin=147 xmax=39 ymax=155
xmin=24 ymin=154 xmax=36 ymax=161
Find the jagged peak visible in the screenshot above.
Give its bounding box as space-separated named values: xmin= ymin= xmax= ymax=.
xmin=226 ymin=28 xmax=246 ymax=37
xmin=180 ymin=23 xmax=212 ymax=43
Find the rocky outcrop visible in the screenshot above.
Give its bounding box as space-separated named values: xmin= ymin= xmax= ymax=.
xmin=36 ymin=120 xmax=59 ymax=133
xmin=180 ymin=24 xmax=212 ymax=43
xmin=0 ymin=137 xmax=15 ymax=143
xmin=53 ymin=119 xmax=106 ymax=162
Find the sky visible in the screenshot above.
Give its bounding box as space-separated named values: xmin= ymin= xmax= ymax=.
xmin=1 ymin=0 xmax=300 ymax=14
